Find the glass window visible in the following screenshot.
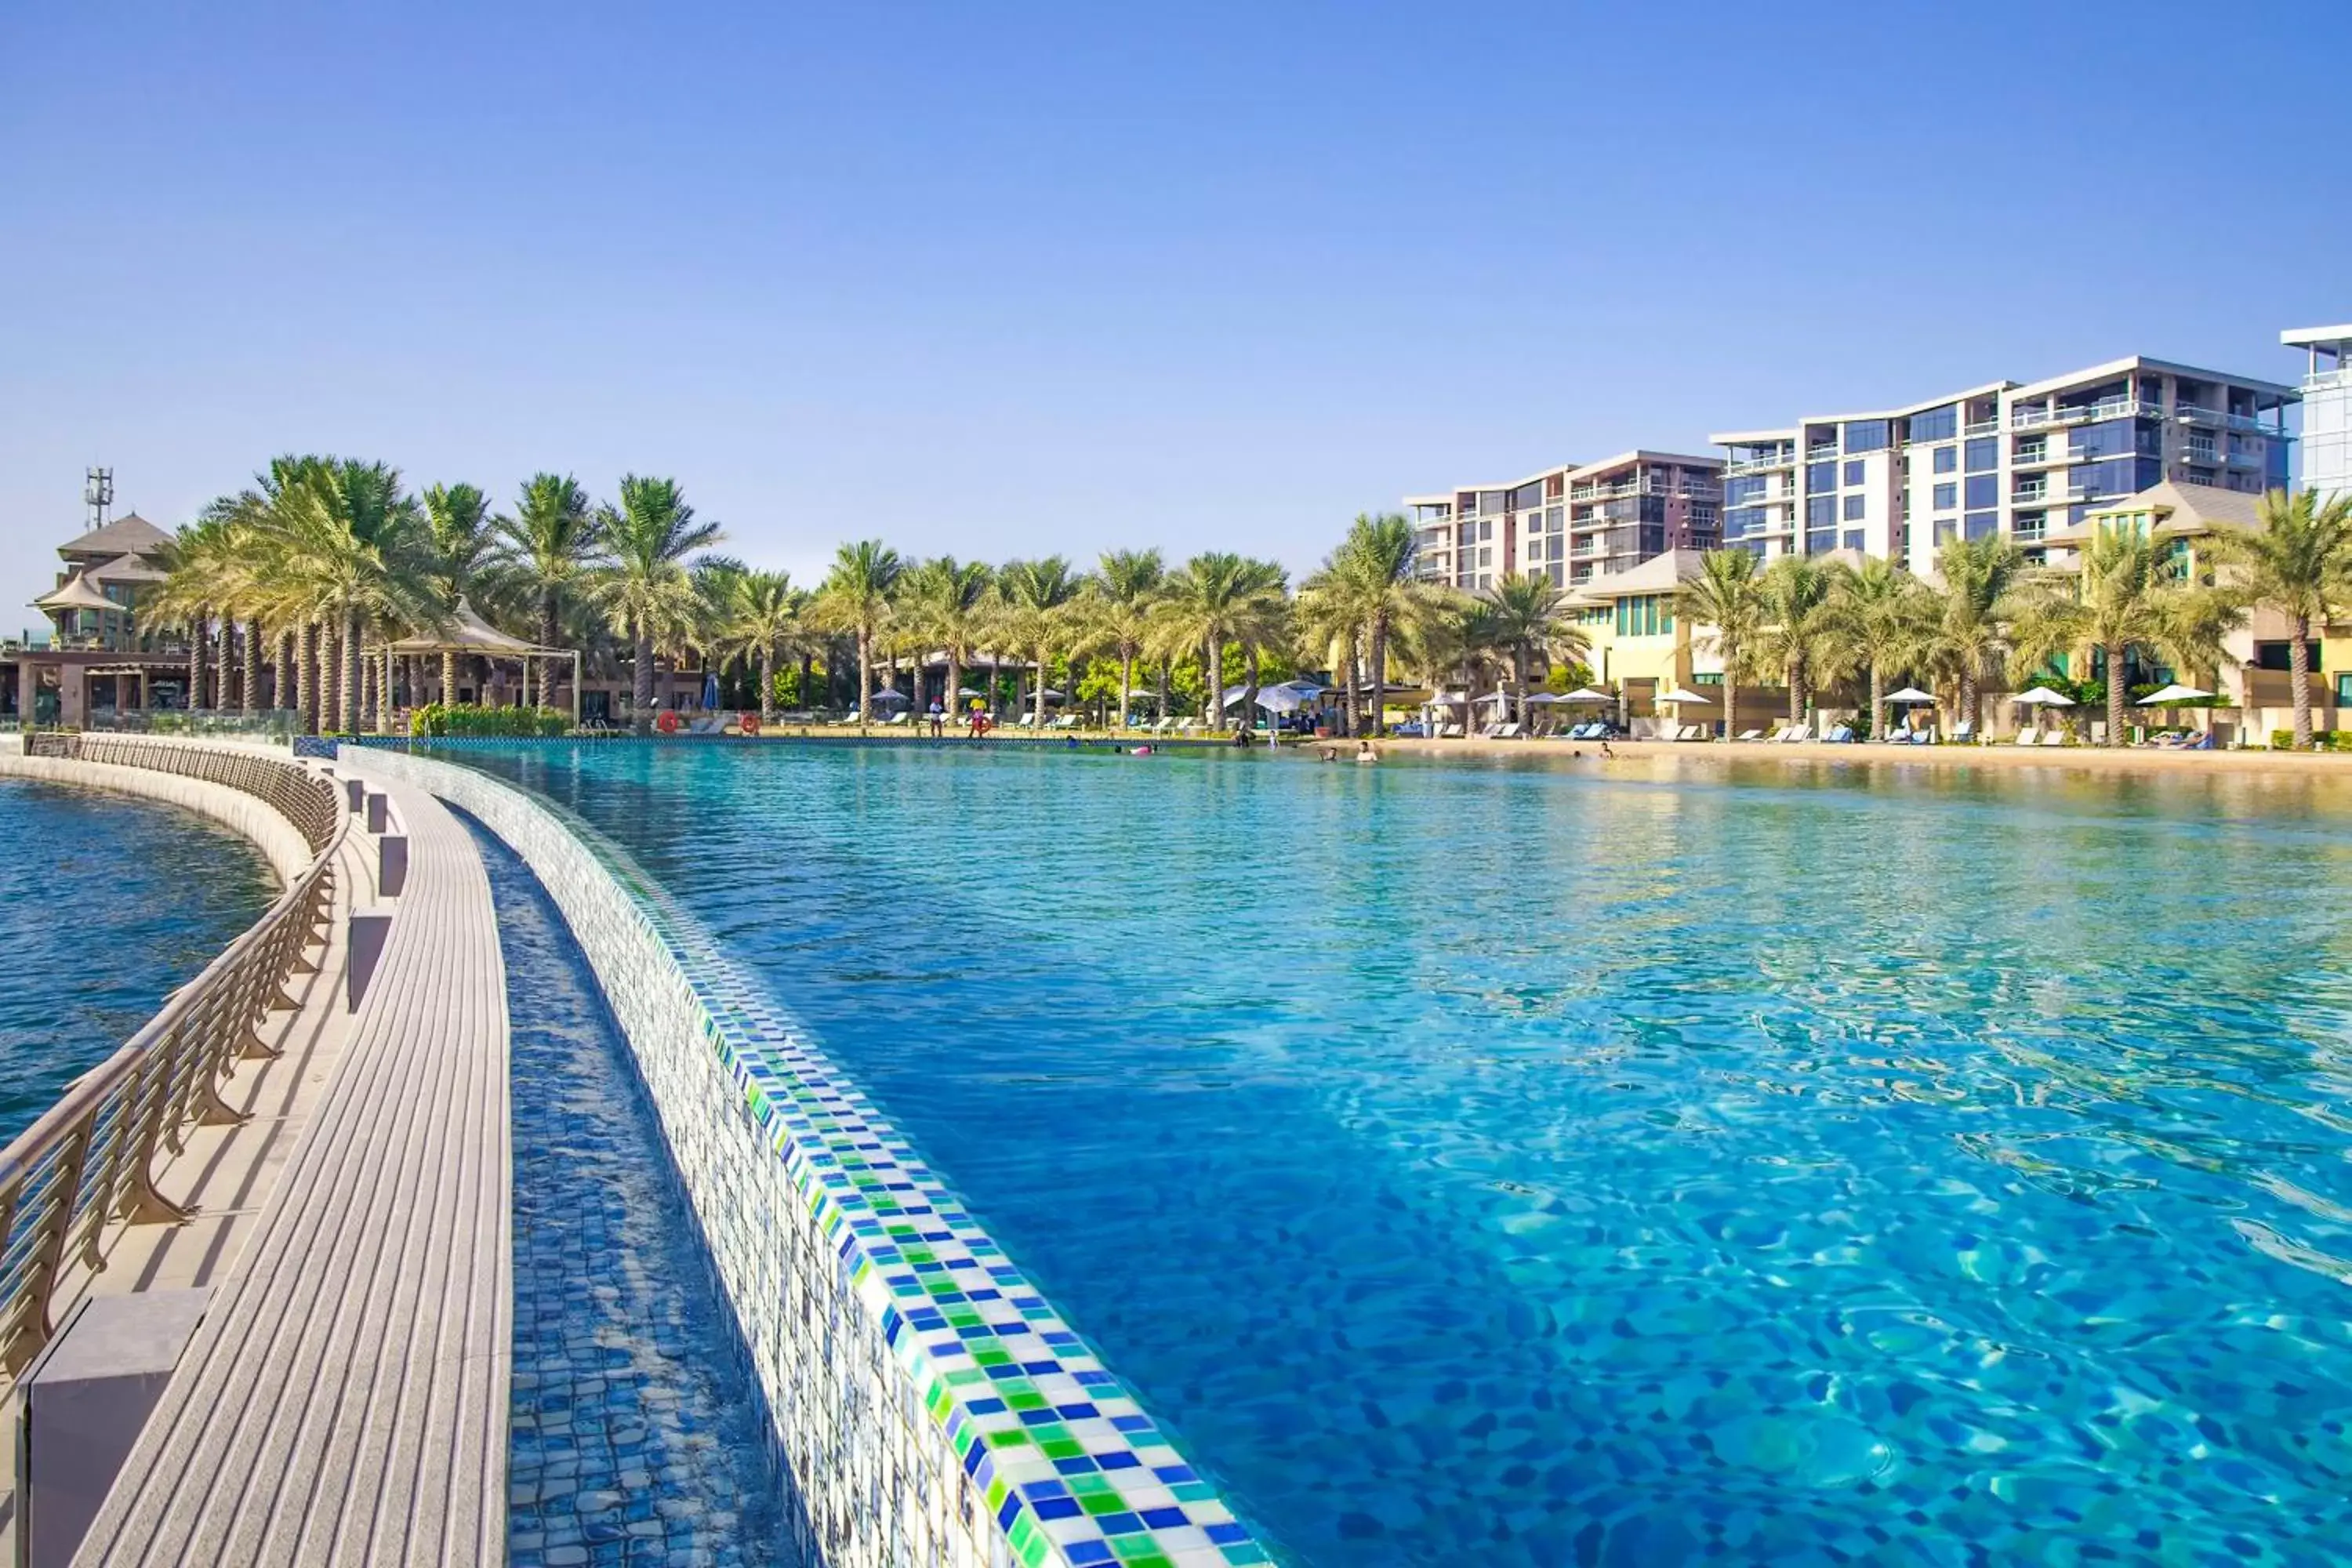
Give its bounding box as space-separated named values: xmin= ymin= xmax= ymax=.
xmin=1965 ymin=475 xmax=1998 ymax=509
xmin=1806 ymin=529 xmax=1838 ymax=554
xmin=1479 ymin=520 xmax=1493 ymax=541
xmin=1807 ymin=461 xmax=1838 ymax=492
xmin=1842 ymin=419 xmax=1889 ymax=453
xmin=1964 ymin=512 xmax=1998 ymax=540
xmin=1726 ymin=475 xmax=1767 ymax=505
xmin=1843 ymin=495 xmax=1866 ymax=521
xmin=1510 ymin=481 xmax=1544 ymax=510
xmin=1933 ymin=445 xmax=1958 ymax=474
xmin=1842 ymin=529 xmax=1864 ymax=551
xmin=1908 ymin=405 xmax=1958 ymax=443
xmin=1806 ymin=495 xmax=1838 ymax=526
xmin=1964 ymin=437 xmax=1998 ymax=473
xmin=1843 ymin=460 xmax=1865 ymax=487
xmin=1933 ymin=482 xmax=1957 ymax=510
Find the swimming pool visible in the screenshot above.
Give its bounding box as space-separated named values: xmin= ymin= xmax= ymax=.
xmin=445 ymin=740 xmax=2352 ymax=1566
xmin=0 ymin=777 xmax=274 ymax=1144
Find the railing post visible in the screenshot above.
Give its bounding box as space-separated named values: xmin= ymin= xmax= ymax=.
xmin=3 ymin=1113 xmax=97 ymax=1374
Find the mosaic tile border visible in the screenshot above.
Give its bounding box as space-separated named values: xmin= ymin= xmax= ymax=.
xmin=347 ymin=745 xmax=1275 ymax=1568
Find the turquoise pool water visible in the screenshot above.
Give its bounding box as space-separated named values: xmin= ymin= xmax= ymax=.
xmin=0 ymin=777 xmax=274 ymax=1143
xmin=450 ymin=741 xmax=2352 ymax=1566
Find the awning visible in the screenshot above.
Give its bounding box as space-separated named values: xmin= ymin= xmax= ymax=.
xmin=385 ymin=597 xmax=545 ymax=655
xmin=37 ymin=574 xmax=118 ymax=613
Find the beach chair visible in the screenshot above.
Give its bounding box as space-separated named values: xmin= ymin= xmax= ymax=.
xmin=1492 ymin=721 xmax=1521 ymax=739
xmin=1736 ymin=728 xmax=1764 ymax=742
xmin=1439 ymin=722 xmax=1464 ymax=739
xmin=1016 ymin=713 xmax=1038 ymax=729
xmin=2010 ymin=726 xmax=2041 ymax=746
xmin=2038 ymin=730 xmax=2068 ymax=746
xmin=1952 ymin=720 xmax=1973 ymax=743
xmin=1778 ymin=724 xmax=1812 ymax=743
xmin=1824 ymin=724 xmax=1856 ymax=743
xmin=688 ymin=714 xmax=722 ymax=735
xmin=886 ymin=710 xmax=911 ymax=726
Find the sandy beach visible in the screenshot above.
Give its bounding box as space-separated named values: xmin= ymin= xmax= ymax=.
xmin=1358 ymin=734 xmax=2352 ymax=779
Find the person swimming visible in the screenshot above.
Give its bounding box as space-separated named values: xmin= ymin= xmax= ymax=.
xmin=1356 ymin=740 xmax=1376 ymax=765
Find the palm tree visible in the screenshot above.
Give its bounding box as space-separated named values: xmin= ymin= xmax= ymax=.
xmin=998 ymin=557 xmax=1084 ymax=729
xmin=902 ymin=557 xmax=993 ymax=724
xmin=1151 ymin=554 xmax=1290 ymax=730
xmin=2201 ymin=486 xmax=2352 ymax=749
xmin=811 ymin=539 xmax=903 ymax=725
xmin=1091 ymin=549 xmax=1164 ymax=729
xmin=1334 ymin=514 xmax=1443 ymax=735
xmin=1292 ymin=567 xmax=1367 ymax=735
xmin=1824 ymin=556 xmax=1932 ymax=739
xmin=424 ymin=481 xmax=496 ymax=710
xmin=498 ymin=473 xmax=599 ymax=708
xmin=713 ymin=568 xmax=798 ymax=721
xmin=2005 ymin=522 xmax=2225 ymax=747
xmin=1674 ymin=549 xmax=1766 ymax=741
xmin=590 ymin=476 xmax=724 ymax=729
xmin=147 ymin=515 xmax=249 ymax=713
xmin=1925 ymin=535 xmax=2029 ymax=736
xmin=1755 ymin=556 xmax=1840 ymax=724
xmin=1479 ymin=573 xmax=1591 ymax=725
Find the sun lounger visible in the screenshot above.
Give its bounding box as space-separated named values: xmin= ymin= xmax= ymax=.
xmin=687 ymin=715 xmax=721 ymax=735
xmin=1952 ymin=720 xmax=1973 ymax=743
xmin=2038 ymin=730 xmax=2067 ymax=746
xmin=1736 ymin=728 xmax=1764 ymax=742
xmin=1439 ymin=723 xmax=1464 ymax=739
xmin=1777 ymin=724 xmax=1811 ymax=743
xmin=886 ymin=710 xmax=911 ymax=725
xmin=1824 ymin=724 xmax=1856 ymax=743
xmin=1492 ymin=721 xmax=1521 ymax=739
xmin=2010 ymin=727 xmax=2041 ymax=746
xmin=1672 ymin=724 xmax=1701 ymax=742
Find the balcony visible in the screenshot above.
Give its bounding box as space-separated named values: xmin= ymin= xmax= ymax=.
xmin=1962 ymin=418 xmax=2001 ymax=437
xmin=2011 ymin=445 xmax=2059 ymax=468
xmin=2227 ymin=449 xmax=2266 ymax=468
xmin=1806 ymin=444 xmax=1838 ymax=462
xmin=2013 ymin=520 xmax=2047 ymax=543
xmin=2013 ymin=481 xmax=2049 ymax=503
xmin=2226 ymin=412 xmax=2285 ymax=436
xmin=1722 ymin=452 xmax=1795 ymax=477
xmin=2307 ymin=368 xmax=2352 ymax=394
xmin=2009 ymin=397 xmax=2162 ymax=430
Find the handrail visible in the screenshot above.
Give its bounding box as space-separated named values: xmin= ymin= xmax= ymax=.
xmin=0 ymin=737 xmax=346 ymax=1384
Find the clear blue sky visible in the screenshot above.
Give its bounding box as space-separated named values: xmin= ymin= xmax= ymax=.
xmin=5 ymin=0 xmax=2348 ymax=625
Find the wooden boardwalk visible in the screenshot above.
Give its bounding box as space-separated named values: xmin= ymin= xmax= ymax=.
xmin=76 ymin=771 xmax=512 ymax=1568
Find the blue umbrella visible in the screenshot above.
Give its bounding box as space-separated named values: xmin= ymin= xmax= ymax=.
xmin=701 ymin=670 xmax=720 ymax=710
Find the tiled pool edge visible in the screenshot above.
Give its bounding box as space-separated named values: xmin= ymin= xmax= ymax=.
xmin=347 ymin=746 xmax=1275 ymax=1568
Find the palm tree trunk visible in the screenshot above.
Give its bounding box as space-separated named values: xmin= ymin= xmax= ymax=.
xmin=856 ymin=628 xmax=873 ymax=727
xmin=1156 ymin=655 xmax=1170 ymax=726
xmin=1868 ymin=662 xmax=1885 ymax=741
xmin=188 ymin=611 xmax=209 ymax=713
xmin=1722 ymin=676 xmax=1737 ymax=742
xmin=1118 ymin=651 xmax=1134 ymax=730
xmin=242 ymin=620 xmax=260 ymax=717
xmin=946 ymin=650 xmax=963 ymax=726
xmin=1241 ymin=644 xmax=1262 ymax=740
xmin=298 ymin=621 xmax=318 ymax=734
xmin=760 ymin=646 xmax=776 ymax=721
xmin=1787 ymin=659 xmax=1802 ymax=725
xmin=1369 ymin=615 xmax=1391 ymax=737
xmin=2106 ymin=641 xmax=2128 ymax=747
xmin=342 ymin=610 xmax=362 ymax=734
xmin=633 ymin=622 xmax=656 ymax=729
xmin=1033 ymin=645 xmax=1050 ymax=730
xmin=1207 ymin=639 xmax=1225 ymax=728
xmin=2291 ymin=615 xmax=2314 ymax=749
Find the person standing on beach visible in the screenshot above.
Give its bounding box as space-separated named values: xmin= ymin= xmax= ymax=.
xmin=928 ymin=699 xmax=945 ymax=738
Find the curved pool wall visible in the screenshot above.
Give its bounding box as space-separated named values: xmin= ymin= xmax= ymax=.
xmin=347 ymin=746 xmax=1270 ymax=1568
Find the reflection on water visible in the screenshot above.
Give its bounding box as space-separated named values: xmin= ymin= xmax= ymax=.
xmin=446 ymin=741 xmax=2352 ymax=1566
xmin=0 ymin=779 xmax=272 ymax=1143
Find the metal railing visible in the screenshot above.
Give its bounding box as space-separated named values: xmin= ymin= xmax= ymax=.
xmin=0 ymin=738 xmax=344 ymax=1381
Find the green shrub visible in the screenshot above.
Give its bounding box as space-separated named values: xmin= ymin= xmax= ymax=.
xmin=2269 ymin=728 xmax=2352 ymax=751
xmin=409 ymin=702 xmax=569 ymax=739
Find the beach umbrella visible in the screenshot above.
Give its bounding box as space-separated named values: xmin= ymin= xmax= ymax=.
xmin=869 ymin=687 xmax=911 ymax=707
xmin=1884 ymin=686 xmax=1935 ymax=704
xmin=1559 ymin=688 xmax=1613 ymax=704
xmin=956 ymin=685 xmax=985 ymax=699
xmin=2013 ymin=686 xmax=2074 ymax=707
xmin=1038 ymin=688 xmax=1065 ymax=702
xmin=1474 ymin=691 xmax=1514 ymax=708
xmin=1657 ymin=685 xmax=1715 ymax=706
xmin=1523 ymin=692 xmax=1565 ymax=705
xmin=2136 ymin=683 xmax=2214 ymax=705
xmin=702 ymin=670 xmax=720 ymax=710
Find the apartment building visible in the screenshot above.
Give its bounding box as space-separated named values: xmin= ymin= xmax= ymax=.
xmin=1407 ymin=451 xmax=1722 ymax=592
xmin=1713 ymin=354 xmax=2299 ymax=575
xmin=2284 ymin=324 xmax=2350 ymax=506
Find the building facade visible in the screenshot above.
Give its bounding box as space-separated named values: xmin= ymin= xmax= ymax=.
xmin=2283 ymin=325 xmax=2350 ymax=506
xmin=1713 ymin=355 xmax=2298 ymax=575
xmin=1408 ymin=451 xmax=1722 ymax=593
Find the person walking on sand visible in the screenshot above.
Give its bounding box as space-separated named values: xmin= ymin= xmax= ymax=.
xmin=928 ymin=699 xmax=946 ymax=739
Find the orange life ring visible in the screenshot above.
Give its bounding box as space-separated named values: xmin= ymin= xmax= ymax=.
xmin=655 ymin=709 xmax=680 ymax=735
xmin=739 ymin=711 xmax=760 ymax=737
